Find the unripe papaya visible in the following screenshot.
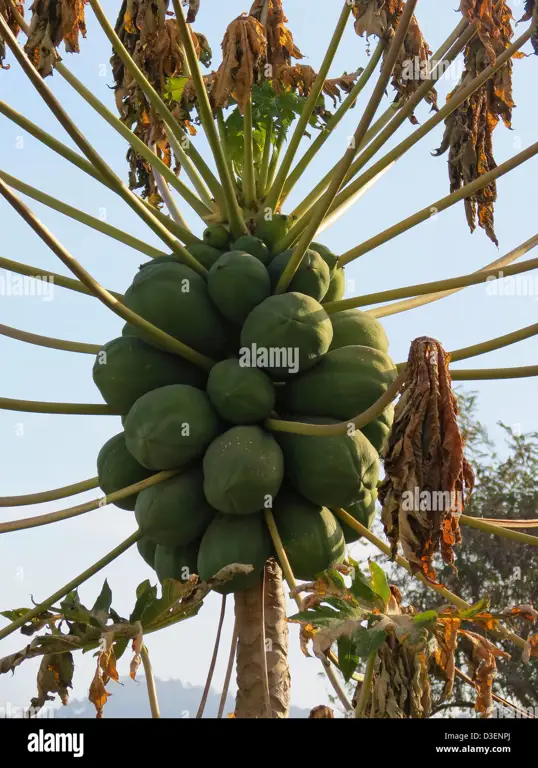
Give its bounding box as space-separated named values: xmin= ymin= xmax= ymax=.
xmin=268 ymin=249 xmax=330 ymax=301
xmin=154 ymin=540 xmax=200 ymax=584
xmin=203 ymin=224 xmax=231 ymax=250
xmin=310 ymin=241 xmax=339 ymax=277
xmin=137 ymin=537 xmax=157 ymax=568
xmin=207 ymin=358 xmax=275 ymax=424
xmin=339 ymin=488 xmax=378 ymax=544
xmin=208 ymin=251 xmax=271 ymax=324
xmin=231 ymin=235 xmax=271 ymax=264
xmin=256 ymin=213 xmax=290 ymax=251
xmin=329 ymin=309 xmax=389 ymax=354
xmin=186 ymin=243 xmax=222 ymax=270
xmin=97 ymin=432 xmax=153 ymax=511
xmin=323 ymin=267 xmax=345 ymax=301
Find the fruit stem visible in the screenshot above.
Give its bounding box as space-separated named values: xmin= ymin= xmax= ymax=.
xmin=354 ymin=650 xmax=376 ymax=718
xmin=340 ymin=140 xmax=538 ymax=265
xmin=173 ymin=0 xmax=247 ymax=238
xmin=141 ymin=645 xmax=161 ymax=718
xmin=0 ymin=179 xmax=216 ymax=370
xmin=0 ymin=530 xmax=142 ymax=642
xmin=243 ymin=96 xmax=257 ymax=211
xmin=0 ymin=476 xmax=99 ymax=508
xmin=324 ymin=256 xmax=538 ymax=313
xmin=368 ymin=234 xmax=538 ymax=319
xmin=0 ymin=324 xmax=100 ymax=356
xmin=280 ymin=39 xmax=386 ymax=206
xmin=333 ymin=508 xmax=529 ymax=653
xmin=274 ymin=0 xmax=419 ymax=295
xmin=0 ymin=471 xmax=178 ymax=533
xmin=0 ymin=101 xmax=201 ymax=247
xmin=261 ymin=2 xmax=353 ymax=219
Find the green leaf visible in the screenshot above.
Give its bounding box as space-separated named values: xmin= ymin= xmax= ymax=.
xmin=338 ymin=633 xmax=361 ymax=683
xmin=60 ymin=591 xmax=93 ymax=625
xmin=458 ymin=596 xmax=490 ymax=620
xmin=348 ymin=558 xmax=377 ymax=605
xmin=321 ymin=596 xmax=363 ymax=619
xmin=91 ymin=579 xmax=112 ymax=622
xmin=369 ymin=561 xmax=391 ymax=608
xmin=140 ymin=578 xmax=195 ymax=629
xmin=288 ymin=608 xmax=342 ymax=628
xmin=130 ymin=580 xmax=158 ymax=623
xmin=353 ymin=627 xmax=387 ymax=659
xmin=413 ymin=610 xmax=439 ymax=627
xmin=164 ymin=76 xmax=190 ymax=103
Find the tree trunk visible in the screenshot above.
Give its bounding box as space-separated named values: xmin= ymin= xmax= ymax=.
xmin=234 ymin=558 xmax=291 ymax=718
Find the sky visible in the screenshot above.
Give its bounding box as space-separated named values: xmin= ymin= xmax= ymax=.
xmin=0 ymin=0 xmax=537 ymax=717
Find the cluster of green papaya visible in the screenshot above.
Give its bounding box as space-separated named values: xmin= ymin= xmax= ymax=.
xmin=92 ymin=218 xmax=398 ymax=593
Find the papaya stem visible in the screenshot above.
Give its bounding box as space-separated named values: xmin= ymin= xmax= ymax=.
xmin=340 ymin=141 xmax=538 ymax=265
xmin=173 ymin=0 xmax=246 ymax=237
xmin=0 ymin=179 xmax=215 ymax=370
xmin=217 ymin=110 xmax=240 ymax=195
xmin=0 ymin=530 xmax=142 ymax=642
xmin=0 ymin=15 xmax=207 ymax=274
xmin=261 ymin=2 xmax=353 ymax=218
xmin=257 ymin=118 xmax=273 ymax=198
xmin=0 ymin=324 xmax=100 ymax=355
xmin=150 ymin=144 xmax=191 ymax=230
xmin=0 ymin=476 xmax=99 ymax=508
xmin=324 ymin=255 xmax=538 ymax=313
xmin=265 ymin=128 xmax=286 ymax=196
xmin=274 ymin=0 xmax=419 ymax=295
xmin=450 ymin=322 xmax=538 ymax=363
xmin=332 ymin=509 xmax=529 ymax=653
xmin=354 ymin=650 xmax=376 ymax=718
xmin=263 ymin=509 xmax=353 ymax=713
xmin=165 ymin=129 xmax=215 ymax=209
xmin=459 ymin=516 xmax=538 ymax=547
xmin=0 ymin=471 xmax=178 ymax=534
xmin=196 ymin=595 xmax=227 ymax=718
xmin=368 ymin=234 xmax=538 ymax=319
xmin=0 ymin=398 xmax=119 ymax=416
xmin=140 ymin=645 xmax=161 ymax=718
xmin=243 ymin=97 xmax=257 ymax=211
xmin=281 ymin=40 xmax=386 ymax=206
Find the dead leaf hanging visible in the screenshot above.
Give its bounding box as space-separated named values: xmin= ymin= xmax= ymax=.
xmin=212 ymin=13 xmax=267 ymax=114
xmin=378 ymin=337 xmax=475 ymax=584
xmin=183 ymin=0 xmax=199 ymax=24
xmin=24 ymin=0 xmax=88 ymax=78
xmin=30 ymin=652 xmax=74 ymax=713
xmin=434 ymin=1 xmax=517 ymax=245
xmin=459 ymin=629 xmax=510 ymax=717
xmin=352 ymin=0 xmax=437 ymax=117
xmin=249 ymin=0 xmax=303 ymax=71
xmin=520 ymin=0 xmax=538 ymax=54
xmin=0 ymin=0 xmax=24 ymax=70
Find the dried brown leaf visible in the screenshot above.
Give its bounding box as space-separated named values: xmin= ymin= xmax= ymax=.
xmin=24 ymin=0 xmax=87 ymax=77
xmin=249 ymin=0 xmax=303 ymax=70
xmin=130 ymin=626 xmax=143 ymax=680
xmin=309 ymin=705 xmax=335 ymax=718
xmin=183 ymin=0 xmax=199 ymax=24
xmin=379 ymin=337 xmax=475 ymax=583
xmin=212 ymin=13 xmax=267 ymax=113
xmin=30 ymin=652 xmax=74 ymax=713
xmin=519 ymin=0 xmax=538 ymax=54
xmin=459 ymin=629 xmax=510 ymax=717
xmin=0 ymin=0 xmax=24 ymax=70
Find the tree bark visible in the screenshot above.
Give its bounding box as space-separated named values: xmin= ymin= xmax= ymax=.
xmin=234 ymin=558 xmax=291 ymax=718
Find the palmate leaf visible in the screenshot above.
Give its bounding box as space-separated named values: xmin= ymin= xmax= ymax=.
xmin=369 ymin=560 xmax=391 ymax=608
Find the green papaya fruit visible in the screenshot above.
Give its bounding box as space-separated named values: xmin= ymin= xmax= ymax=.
xmin=186 ymin=243 xmax=222 ymax=270
xmin=271 ymin=487 xmax=346 ymax=581
xmin=285 ymin=345 xmax=398 ymax=421
xmin=256 ymin=214 xmax=290 ymax=251
xmin=136 ymin=255 xmax=181 ymax=278
xmin=203 ymin=425 xmax=284 ymax=515
xmin=93 ymin=336 xmax=207 ymax=415
xmin=268 ymin=249 xmax=330 ymax=301
xmin=137 ymin=537 xmax=157 ymax=568
xmin=276 ymin=417 xmax=379 ymax=508
xmin=208 ymin=251 xmax=271 ymax=324
xmin=310 ymin=241 xmax=339 ymax=276
xmin=207 ymin=358 xmax=275 ymax=424
xmin=240 ymin=292 xmax=333 ymax=379
xmin=329 ymin=309 xmax=389 ymax=353
xmin=339 ymin=487 xmax=378 ymax=544
xmin=361 ymin=403 xmax=394 ymax=455
xmin=135 ymin=466 xmax=214 ymax=546
xmin=122 ymin=262 xmax=229 ymax=358
xmin=231 ymin=235 xmax=271 ymax=264
xmin=97 ymin=432 xmax=153 ymax=511
xmin=124 ymin=384 xmax=220 ymax=470
xmin=323 ymin=268 xmax=345 ymax=302
xmin=203 ymin=224 xmax=231 ymax=250
xmin=154 ymin=540 xmax=200 ymax=583
xmin=197 ymin=513 xmax=272 ymax=594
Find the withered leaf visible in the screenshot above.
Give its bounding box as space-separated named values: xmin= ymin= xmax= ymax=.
xmin=352 ymin=0 xmax=437 ymax=115
xmin=24 ymin=0 xmax=88 ymax=77
xmin=435 ymin=1 xmax=518 ymax=245
xmin=249 ymin=0 xmax=303 ymax=70
xmin=212 ymin=14 xmax=267 ymax=113
xmin=0 ymin=0 xmax=24 ymax=70
xmin=31 ymin=652 xmax=74 ymax=713
xmin=520 ymin=0 xmax=538 ymax=55
xmin=309 ymin=705 xmax=335 ymax=718
xmin=379 ymin=337 xmax=475 ymax=583
xmin=183 ymin=0 xmax=199 ymax=24
xmin=130 ymin=626 xmax=143 ymax=680
xmin=459 ymin=629 xmax=510 ymax=717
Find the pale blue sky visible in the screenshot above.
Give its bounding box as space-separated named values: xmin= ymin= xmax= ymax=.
xmin=0 ymin=1 xmax=537 ymax=715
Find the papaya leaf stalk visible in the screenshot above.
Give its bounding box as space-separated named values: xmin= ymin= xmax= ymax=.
xmin=257 ymin=117 xmax=273 ymax=197
xmin=274 ymin=0 xmax=419 ymax=295
xmin=354 ymin=650 xmax=376 ymax=718
xmin=369 ymin=234 xmax=538 ymax=319
xmin=196 ymin=595 xmax=227 ymax=718
xmin=218 ymin=622 xmax=238 ymax=718
xmin=0 ymin=324 xmax=100 ymax=355
xmin=261 ymin=2 xmax=353 ymax=217
xmin=140 ymin=645 xmax=161 ymax=719
xmin=450 ymin=366 xmax=538 ymax=380
xmin=0 ymin=397 xmax=118 ymax=415
xmin=0 ymin=477 xmax=99 ymax=508
xmin=0 ymin=471 xmax=179 ymax=534
xmin=459 ymin=516 xmax=538 ymax=548
xmin=340 ymin=142 xmax=538 ymax=265
xmin=0 ymin=178 xmax=215 ymax=370
xmin=0 ymin=15 xmax=207 ymax=275
xmin=449 ymin=323 xmax=538 ymax=363
xmin=0 ymin=530 xmax=142 ymax=642
xmin=243 ymin=97 xmax=257 ymax=211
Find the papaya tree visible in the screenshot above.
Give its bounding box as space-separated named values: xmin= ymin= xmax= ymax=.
xmin=0 ymin=0 xmax=538 ymax=719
